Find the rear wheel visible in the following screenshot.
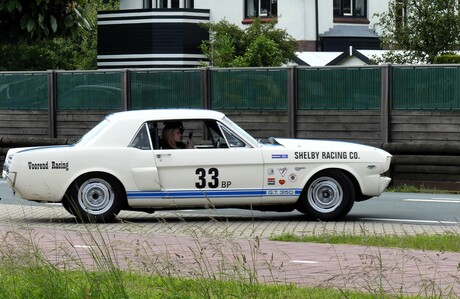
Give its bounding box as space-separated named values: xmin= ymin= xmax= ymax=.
xmin=297 ymin=170 xmax=355 ymax=221
xmin=61 ymin=198 xmax=76 ymax=216
xmin=65 ymin=174 xmax=124 ymax=223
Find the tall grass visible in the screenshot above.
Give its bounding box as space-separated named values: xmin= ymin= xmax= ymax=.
xmin=0 ymin=208 xmax=458 ymax=298
xmin=0 ymin=225 xmax=389 ymax=299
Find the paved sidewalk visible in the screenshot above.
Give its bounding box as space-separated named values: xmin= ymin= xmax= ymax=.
xmin=0 ymin=203 xmax=459 ymax=297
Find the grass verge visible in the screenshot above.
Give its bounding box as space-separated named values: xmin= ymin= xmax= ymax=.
xmin=271 ymin=232 xmax=460 ymax=252
xmin=0 ymin=269 xmax=391 ymax=299
xmin=386 ymin=183 xmax=452 ymax=194
xmin=0 ymin=228 xmax=400 ymax=299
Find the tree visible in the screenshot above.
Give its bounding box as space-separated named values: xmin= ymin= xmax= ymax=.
xmin=0 ymin=0 xmax=118 ymax=71
xmin=71 ymin=0 xmax=119 ymax=69
xmin=0 ymin=0 xmax=92 ymax=43
xmin=200 ymin=18 xmax=297 ymax=67
xmin=373 ymin=0 xmax=460 ymax=64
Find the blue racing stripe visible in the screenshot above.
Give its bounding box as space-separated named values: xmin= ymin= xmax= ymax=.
xmin=127 ymin=188 xmax=302 ymax=199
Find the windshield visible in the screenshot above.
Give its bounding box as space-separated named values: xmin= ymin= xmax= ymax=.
xmin=221 ymin=116 xmax=259 ymax=147
xmin=75 ymin=119 xmax=110 ymax=145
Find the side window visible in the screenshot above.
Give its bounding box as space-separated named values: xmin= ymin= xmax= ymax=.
xmin=129 ymin=123 xmax=152 ymax=150
xmin=153 ymin=119 xmax=247 ymax=150
xmin=220 ymin=125 xmax=248 ymax=148
xmin=203 ymin=120 xmax=249 ymax=149
xmin=159 ymin=119 xmax=205 ymax=150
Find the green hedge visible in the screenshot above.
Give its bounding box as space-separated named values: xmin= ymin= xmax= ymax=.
xmin=434 ymin=54 xmax=460 ymax=64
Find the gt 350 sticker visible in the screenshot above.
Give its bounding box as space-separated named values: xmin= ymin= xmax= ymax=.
xmin=266 ymin=189 xmax=298 ymax=195
xmin=294 ymin=151 xmax=360 ymax=160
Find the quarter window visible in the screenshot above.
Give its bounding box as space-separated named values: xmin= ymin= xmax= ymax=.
xmin=220 ymin=125 xmax=247 ymax=148
xmin=333 ymin=0 xmax=366 ymax=18
xmin=129 ymin=124 xmax=152 ymax=150
xmin=245 ymin=0 xmax=277 ymax=18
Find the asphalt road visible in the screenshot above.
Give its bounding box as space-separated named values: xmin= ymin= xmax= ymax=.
xmin=1 ymin=179 xmax=459 ymax=226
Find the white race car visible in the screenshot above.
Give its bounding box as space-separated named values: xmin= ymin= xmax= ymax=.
xmin=2 ymin=109 xmax=392 ymax=222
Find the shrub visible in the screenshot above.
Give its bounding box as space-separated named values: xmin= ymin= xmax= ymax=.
xmin=434 ymin=54 xmax=460 ymax=64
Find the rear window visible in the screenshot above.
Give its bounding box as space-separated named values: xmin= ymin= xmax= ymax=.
xmin=76 ymin=119 xmax=110 ymax=145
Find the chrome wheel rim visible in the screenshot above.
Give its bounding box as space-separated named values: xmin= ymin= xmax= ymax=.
xmin=78 ymin=178 xmax=114 ymax=215
xmin=307 ymin=176 xmax=343 ymax=213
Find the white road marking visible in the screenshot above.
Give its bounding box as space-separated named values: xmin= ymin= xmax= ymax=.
xmin=290 ymin=260 xmax=319 ymax=264
xmin=360 ymin=218 xmax=459 ymax=225
xmin=403 ymin=198 xmax=460 ymax=203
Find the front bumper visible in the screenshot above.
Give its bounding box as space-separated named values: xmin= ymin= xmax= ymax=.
xmin=379 ymin=176 xmax=392 ymax=194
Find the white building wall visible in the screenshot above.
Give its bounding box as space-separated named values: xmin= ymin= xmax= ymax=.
xmin=194 ymin=0 xmax=334 ymax=41
xmin=317 ymin=0 xmax=334 ymax=36
xmin=368 ymin=0 xmax=391 ymax=35
xmin=277 ymin=0 xmax=313 ymax=40
xmin=194 ymin=0 xmax=244 ymax=24
xmin=118 ymin=0 xmax=391 ymax=41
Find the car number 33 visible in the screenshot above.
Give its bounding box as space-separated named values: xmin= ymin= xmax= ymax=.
xmin=195 ymin=167 xmax=221 ymax=189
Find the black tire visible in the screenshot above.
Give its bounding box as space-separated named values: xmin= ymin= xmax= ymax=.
xmin=297 ymin=170 xmax=355 ymax=221
xmin=61 ymin=197 xmax=76 ymax=216
xmin=65 ymin=173 xmax=124 ymax=223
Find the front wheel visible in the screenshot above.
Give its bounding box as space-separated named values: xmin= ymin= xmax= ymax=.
xmin=64 ymin=174 xmax=124 ymax=223
xmin=297 ymin=170 xmax=355 ymax=221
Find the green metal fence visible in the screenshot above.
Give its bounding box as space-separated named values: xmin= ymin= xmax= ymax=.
xmin=392 ymin=66 xmax=460 ymax=110
xmin=210 ymin=68 xmax=288 ymax=110
xmin=4 ymin=66 xmax=460 ymax=111
xmin=130 ymin=70 xmax=201 ymax=109
xmin=298 ymin=67 xmax=381 ymax=110
xmin=57 ymin=71 xmax=122 ymax=110
xmin=0 ymin=73 xmax=48 ymax=109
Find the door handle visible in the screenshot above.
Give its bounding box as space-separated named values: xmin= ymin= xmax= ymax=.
xmin=156 ymin=153 xmax=171 ymax=159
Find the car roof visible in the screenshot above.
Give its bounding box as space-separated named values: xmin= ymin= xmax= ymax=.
xmin=106 ymin=109 xmax=226 ymax=122
xmin=78 ymin=109 xmax=228 ymax=148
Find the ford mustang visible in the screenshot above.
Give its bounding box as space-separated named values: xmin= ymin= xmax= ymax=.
xmin=2 ymin=109 xmax=392 ymax=222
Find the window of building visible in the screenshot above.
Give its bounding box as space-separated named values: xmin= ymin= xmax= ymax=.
xmin=156 ymin=0 xmax=167 ymax=8
xmin=245 ymin=0 xmax=277 ymax=18
xmin=154 ymin=0 xmax=194 ymax=8
xmin=171 ymin=0 xmax=179 ymax=8
xmin=333 ymin=0 xmax=366 ymax=18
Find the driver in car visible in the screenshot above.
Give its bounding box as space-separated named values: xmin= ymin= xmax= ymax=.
xmin=161 ymin=122 xmax=194 ymax=149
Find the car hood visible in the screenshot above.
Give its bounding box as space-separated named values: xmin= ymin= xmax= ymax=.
xmin=268 ymin=138 xmax=390 ymax=154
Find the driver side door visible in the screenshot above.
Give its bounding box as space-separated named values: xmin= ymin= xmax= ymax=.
xmin=154 ymin=119 xmax=264 ymax=208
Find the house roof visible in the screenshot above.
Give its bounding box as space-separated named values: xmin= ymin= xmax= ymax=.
xmin=294 ymin=51 xmax=346 ymax=66
xmin=294 ymin=48 xmax=392 ymax=66
xmin=320 ymin=25 xmax=379 ymax=38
